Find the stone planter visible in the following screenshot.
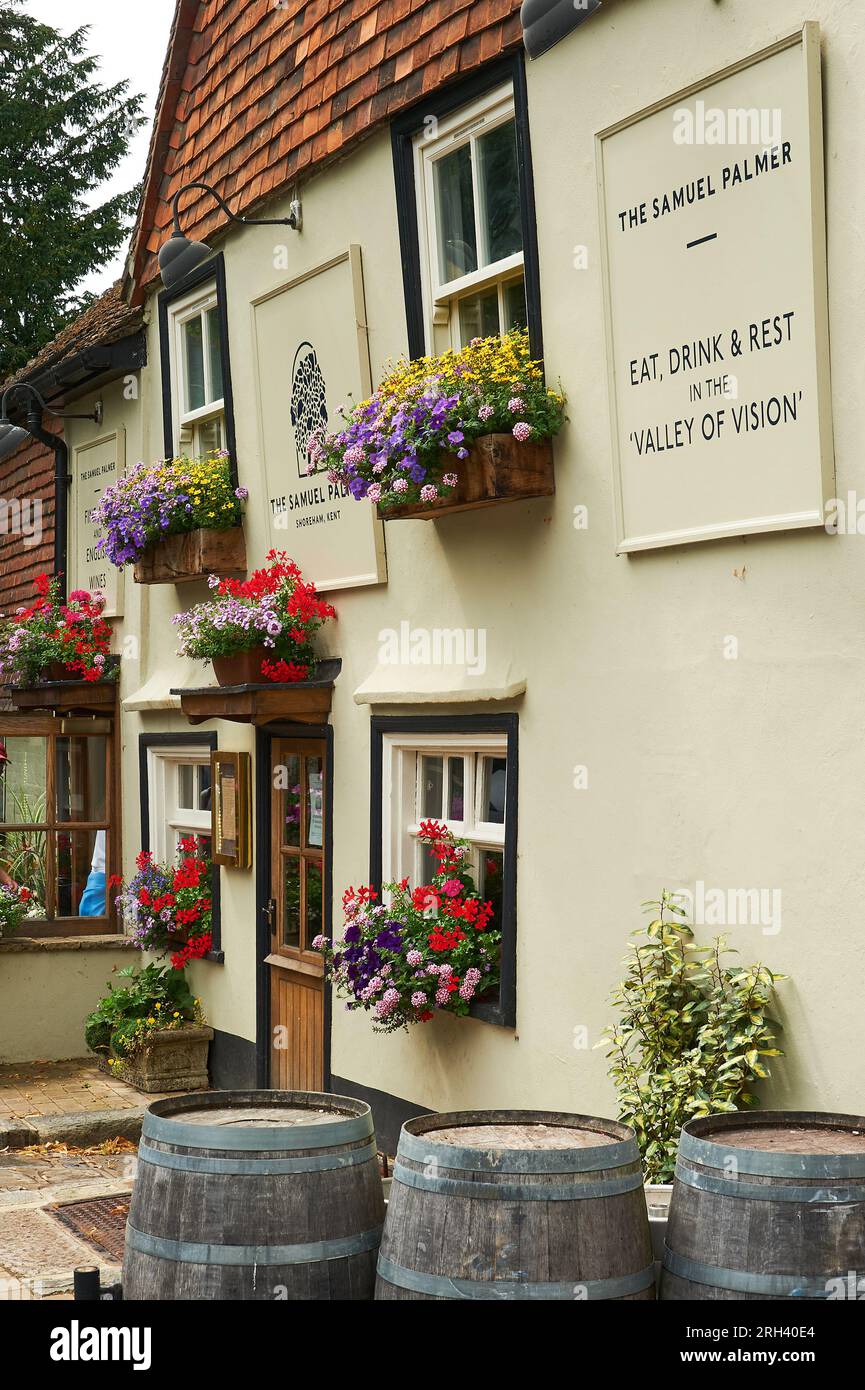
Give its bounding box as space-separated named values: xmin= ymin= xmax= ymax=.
xmin=133 ymin=526 xmax=246 ymax=585
xmin=378 ymin=434 xmax=555 ymax=520
xmin=97 ymin=1025 xmax=213 ymax=1093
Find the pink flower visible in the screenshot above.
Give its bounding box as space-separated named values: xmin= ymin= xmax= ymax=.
xmin=420 ymin=485 xmax=438 ymax=503
xmin=508 ymin=397 xmax=526 ymax=414
xmin=435 ymin=987 xmax=450 ymax=1006
xmin=442 ymin=878 xmax=462 ymax=898
xmin=406 ymin=949 xmax=423 ymax=966
xmin=442 ymin=473 xmax=458 ymax=488
xmin=343 ymin=444 xmax=365 ymax=467
xmin=367 ymin=483 xmax=382 ymax=502
xmin=512 ymin=422 xmax=532 ymax=442
xmin=459 ymin=982 xmax=475 ymax=1000
xmin=411 ymin=991 xmax=427 ymax=1008
xmin=478 ymin=404 xmax=494 ymax=421
xmin=392 ymin=478 xmax=409 ymax=494
xmin=311 ymin=934 xmax=326 ymax=950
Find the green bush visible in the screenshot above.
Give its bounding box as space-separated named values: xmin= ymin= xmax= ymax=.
xmin=85 ymin=961 xmax=202 ymax=1060
xmin=599 ymin=892 xmax=785 ymax=1183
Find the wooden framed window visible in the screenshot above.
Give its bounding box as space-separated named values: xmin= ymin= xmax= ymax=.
xmin=157 ymin=252 xmax=237 ymax=468
xmin=0 ymin=715 xmax=117 ymax=936
xmin=370 ymin=715 xmax=518 ymax=1027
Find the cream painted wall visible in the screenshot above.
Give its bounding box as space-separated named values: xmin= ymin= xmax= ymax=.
xmin=65 ymin=0 xmax=865 ymax=1117
xmin=0 ymin=942 xmax=139 ymax=1061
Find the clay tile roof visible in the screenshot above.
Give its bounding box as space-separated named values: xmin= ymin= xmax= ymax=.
xmin=2 ymin=281 xmax=144 ymax=392
xmin=128 ymin=0 xmax=524 ymax=299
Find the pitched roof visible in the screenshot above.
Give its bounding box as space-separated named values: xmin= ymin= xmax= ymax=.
xmin=2 ymin=281 xmax=144 ymax=393
xmin=127 ymin=0 xmax=524 ymax=299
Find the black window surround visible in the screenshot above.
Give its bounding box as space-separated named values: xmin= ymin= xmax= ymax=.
xmin=391 ymin=51 xmax=543 ymax=362
xmin=138 ymin=731 xmax=223 ymax=962
xmin=157 ymin=251 xmax=238 ymax=484
xmin=369 ymin=713 xmax=518 ymax=1029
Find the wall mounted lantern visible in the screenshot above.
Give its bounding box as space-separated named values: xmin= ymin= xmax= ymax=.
xmin=0 ymin=382 xmax=102 ymax=449
xmin=158 ymin=181 xmax=302 ymax=290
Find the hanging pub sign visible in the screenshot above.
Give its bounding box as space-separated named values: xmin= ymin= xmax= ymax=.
xmin=252 ymin=246 xmax=386 ymax=590
xmin=210 ymin=750 xmax=251 ymax=869
xmin=596 ymin=23 xmax=834 ymax=551
xmin=71 ymin=428 xmax=124 ymax=614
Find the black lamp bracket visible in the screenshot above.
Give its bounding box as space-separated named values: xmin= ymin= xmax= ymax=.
xmin=170 ymin=180 xmax=301 ymax=236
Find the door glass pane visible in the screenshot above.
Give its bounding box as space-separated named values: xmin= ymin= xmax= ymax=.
xmin=282 ymin=857 xmax=301 ymax=948
xmin=206 ymin=306 xmax=224 ymax=400
xmin=504 ymin=277 xmax=528 ymax=332
xmin=434 ymin=143 xmax=477 ymax=282
xmin=183 ymin=315 xmax=205 ymax=411
xmin=0 ymin=736 xmax=46 ymax=822
xmin=420 ymin=755 xmax=444 ymax=819
xmin=305 ymin=756 xmax=324 ymax=849
xmin=479 ymin=755 xmax=507 ymax=824
xmin=459 ymin=288 xmax=500 ymax=344
xmin=55 ymin=737 xmax=107 ymax=822
xmin=0 ymin=827 xmax=46 ymax=907
xmin=477 ymin=119 xmax=522 ymax=264
xmin=58 ymin=828 xmax=107 ymax=918
xmin=447 ymin=757 xmax=465 ymax=822
xmin=479 ymin=848 xmax=504 ymax=933
xmin=281 ymin=754 xmax=301 ymax=847
xmin=306 ymin=858 xmax=323 ymax=949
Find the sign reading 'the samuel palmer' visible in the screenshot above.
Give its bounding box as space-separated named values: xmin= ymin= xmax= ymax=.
xmin=72 ymin=429 xmax=124 ymax=616
xmin=597 ymin=23 xmax=834 ymax=551
xmin=253 ymin=247 xmax=386 ymax=590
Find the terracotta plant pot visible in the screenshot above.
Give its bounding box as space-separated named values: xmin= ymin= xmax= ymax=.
xmin=378 ymin=433 xmax=556 ymax=520
xmin=212 ymin=646 xmax=270 ymax=685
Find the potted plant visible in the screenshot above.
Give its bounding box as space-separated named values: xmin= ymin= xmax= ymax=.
xmin=310 ymin=328 xmax=566 ymax=519
xmin=172 ymin=549 xmax=336 ymax=685
xmin=317 ymin=820 xmax=501 ymax=1032
xmin=85 ymin=961 xmax=211 ymax=1093
xmin=598 ymin=892 xmax=785 ymax=1251
xmin=110 ymin=838 xmax=214 ymax=968
xmin=90 ymin=450 xmax=247 ymax=584
xmin=0 ymin=575 xmax=117 ymax=688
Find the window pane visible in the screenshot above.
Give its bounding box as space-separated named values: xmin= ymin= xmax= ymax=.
xmin=306 ymin=858 xmax=323 ymax=949
xmin=504 ymin=277 xmax=528 ymax=333
xmin=478 ymin=120 xmax=522 ymax=264
xmin=459 ymin=288 xmax=500 ymax=344
xmin=479 ymin=755 xmax=507 ymax=824
xmin=282 ymin=857 xmax=301 ymax=948
xmin=176 ymin=829 xmax=211 ymax=859
xmin=183 ymin=315 xmax=206 ymax=411
xmin=434 ymin=143 xmax=477 ymax=282
xmin=55 ymin=736 xmax=107 ymax=822
xmin=178 ymin=764 xmax=195 ymax=810
xmin=420 ymin=755 xmax=443 ymax=819
xmin=197 ymin=763 xmax=212 ymax=810
xmin=479 ymin=848 xmax=504 ymax=933
xmin=197 ymin=415 xmax=224 ymax=455
xmin=58 ymin=828 xmax=107 ymax=918
xmin=207 ymin=306 xmax=224 ymax=400
xmin=0 ymin=736 xmax=46 ymax=822
xmin=447 ymin=757 xmax=465 ymax=822
xmin=0 ymin=827 xmax=46 ymax=906
xmin=281 ymin=755 xmax=301 ymax=847
xmin=305 ymin=757 xmax=324 ymax=849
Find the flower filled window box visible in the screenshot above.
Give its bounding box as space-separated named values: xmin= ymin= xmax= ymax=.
xmin=0 ymin=576 xmax=118 ymax=709
xmin=85 ymin=961 xmax=211 ymax=1094
xmin=90 ymin=451 xmax=247 ymax=584
xmin=112 ymin=838 xmax=215 ymax=969
xmin=311 ymin=329 xmax=564 ymax=520
xmin=317 ymin=821 xmax=501 ymax=1032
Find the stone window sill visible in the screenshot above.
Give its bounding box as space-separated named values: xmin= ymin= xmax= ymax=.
xmin=0 ymin=935 xmax=136 ymax=954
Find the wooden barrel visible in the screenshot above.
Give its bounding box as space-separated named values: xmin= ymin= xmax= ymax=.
xmin=661 ymin=1110 xmax=865 ymax=1300
xmin=375 ymin=1110 xmax=655 ymax=1300
xmin=123 ymin=1090 xmax=384 ymax=1300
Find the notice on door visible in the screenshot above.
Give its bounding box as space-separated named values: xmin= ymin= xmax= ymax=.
xmin=596 ymin=24 xmax=834 ymax=551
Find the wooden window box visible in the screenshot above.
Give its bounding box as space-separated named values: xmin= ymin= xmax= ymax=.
xmin=378 ymin=435 xmax=555 ymax=521
xmin=133 ymin=526 xmax=247 ymax=584
xmin=172 ymin=658 xmax=341 ymax=728
xmin=8 ymin=676 xmax=118 ymax=715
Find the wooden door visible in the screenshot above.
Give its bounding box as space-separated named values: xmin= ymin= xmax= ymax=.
xmin=267 ymin=737 xmax=326 ymax=1090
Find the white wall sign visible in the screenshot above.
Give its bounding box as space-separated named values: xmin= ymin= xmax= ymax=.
xmin=596 ymin=24 xmax=834 ymax=552
xmin=72 ymin=428 xmax=124 ymax=615
xmin=252 ymin=246 xmax=386 ymax=590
